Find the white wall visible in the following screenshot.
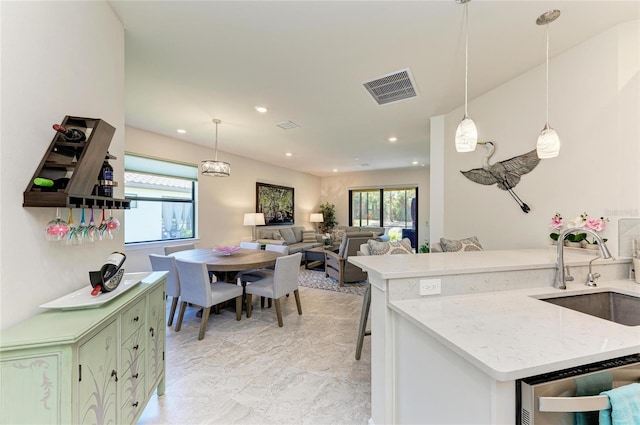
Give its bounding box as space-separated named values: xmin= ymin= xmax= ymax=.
xmin=124 ymin=126 xmax=321 ymax=272
xmin=435 ymin=21 xmax=640 ymax=254
xmin=0 ymin=1 xmax=125 ymax=329
xmin=320 ymin=167 xmax=430 ymax=246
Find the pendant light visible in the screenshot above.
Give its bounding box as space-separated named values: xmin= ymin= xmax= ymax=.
xmin=201 ymin=118 xmax=231 ymax=177
xmin=454 ymin=0 xmax=478 ymax=153
xmin=536 ymin=10 xmax=561 ymax=159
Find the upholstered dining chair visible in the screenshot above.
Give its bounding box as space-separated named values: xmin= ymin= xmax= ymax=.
xmin=164 ymin=243 xmax=195 ymax=255
xmin=245 ymin=252 xmax=303 ymax=327
xmin=239 ymin=241 xmax=260 ymax=250
xmin=148 ymin=254 xmax=181 ymax=327
xmin=174 ymin=259 xmax=243 ymax=340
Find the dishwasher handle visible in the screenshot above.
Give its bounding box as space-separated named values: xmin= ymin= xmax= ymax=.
xmin=538 ymin=395 xmax=610 ymax=413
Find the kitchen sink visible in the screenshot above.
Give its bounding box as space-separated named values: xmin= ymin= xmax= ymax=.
xmin=539 ymin=291 xmax=640 ymax=326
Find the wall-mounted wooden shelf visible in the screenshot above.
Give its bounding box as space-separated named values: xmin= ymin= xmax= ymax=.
xmin=23 ymin=116 xmax=130 ymax=209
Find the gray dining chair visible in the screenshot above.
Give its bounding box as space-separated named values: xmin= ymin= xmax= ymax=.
xmin=174 ymin=259 xmax=243 ymax=340
xmin=148 ymin=254 xmax=181 ymax=327
xmin=245 ymin=252 xmax=303 ymax=327
xmin=164 ymin=243 xmax=195 ymax=255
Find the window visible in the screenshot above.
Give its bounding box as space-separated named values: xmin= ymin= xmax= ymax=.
xmin=350 ymin=187 xmax=417 ymax=243
xmin=124 ymin=154 xmax=198 ymax=244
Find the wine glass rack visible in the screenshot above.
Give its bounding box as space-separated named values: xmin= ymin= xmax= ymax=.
xmin=23 ymin=115 xmax=130 ymax=209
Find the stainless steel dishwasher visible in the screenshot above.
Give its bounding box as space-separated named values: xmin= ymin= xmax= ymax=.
xmin=517 ymin=354 xmax=640 ymax=424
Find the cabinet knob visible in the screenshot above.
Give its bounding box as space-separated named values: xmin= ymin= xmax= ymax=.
xmin=133 ymin=316 xmax=139 ymax=322
xmin=132 ymin=401 xmax=139 ymax=408
xmin=149 ymin=327 xmax=155 ymax=337
xmin=132 ymin=373 xmax=139 ymax=379
xmin=111 ymin=369 xmax=118 ymax=382
xmin=133 ymin=344 xmax=139 ymax=350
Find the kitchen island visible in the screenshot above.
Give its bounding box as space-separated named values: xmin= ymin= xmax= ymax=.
xmin=349 ymin=248 xmax=638 ymax=424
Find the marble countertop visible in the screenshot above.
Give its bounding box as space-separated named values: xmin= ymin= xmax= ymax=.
xmin=349 ymin=247 xmax=629 ymax=279
xmin=390 ymin=279 xmax=640 ymax=382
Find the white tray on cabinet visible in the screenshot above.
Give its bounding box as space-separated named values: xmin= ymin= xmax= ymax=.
xmin=40 ymin=275 xmax=141 ymax=310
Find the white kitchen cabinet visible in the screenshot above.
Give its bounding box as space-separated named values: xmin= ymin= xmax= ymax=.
xmin=0 ymin=272 xmax=167 ymax=425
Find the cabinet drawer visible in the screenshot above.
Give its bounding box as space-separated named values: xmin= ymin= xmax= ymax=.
xmin=121 ymin=298 xmax=146 ymax=341
xmin=121 ymin=327 xmax=145 ymax=373
xmin=120 ymin=356 xmax=145 ymax=424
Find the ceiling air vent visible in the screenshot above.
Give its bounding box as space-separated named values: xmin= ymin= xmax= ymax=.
xmin=363 ymin=68 xmax=418 ymax=105
xmin=276 ymin=121 xmax=300 ymax=130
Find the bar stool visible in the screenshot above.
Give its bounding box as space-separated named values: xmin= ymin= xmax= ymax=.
xmin=355 ymin=282 xmax=371 ymax=360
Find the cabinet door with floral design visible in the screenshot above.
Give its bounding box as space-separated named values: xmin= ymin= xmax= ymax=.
xmin=78 ymin=320 xmax=117 ymax=425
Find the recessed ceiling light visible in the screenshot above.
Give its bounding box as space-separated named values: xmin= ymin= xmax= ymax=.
xmin=388 ymin=137 xmax=398 ymax=143
xmin=285 ymin=152 xmax=293 ymax=157
xmin=255 ymin=106 xmax=268 ymax=113
xmin=412 ymin=161 xmax=419 ymax=165
xmin=177 ymin=129 xmax=186 ymax=134
xmin=332 ymin=168 xmax=338 ymax=173
xmin=354 ymin=157 xmax=360 ymax=161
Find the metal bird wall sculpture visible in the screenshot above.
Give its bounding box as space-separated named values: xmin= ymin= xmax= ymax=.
xmin=460 ymin=141 xmax=540 ymax=213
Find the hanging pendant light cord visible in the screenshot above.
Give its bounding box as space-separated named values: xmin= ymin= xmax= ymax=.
xmin=464 ymin=2 xmax=469 ymax=117
xmin=545 ymin=24 xmax=550 ymax=126
xmin=214 ymin=121 xmax=219 ymax=161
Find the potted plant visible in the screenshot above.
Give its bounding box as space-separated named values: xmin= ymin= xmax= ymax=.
xmin=318 ymin=202 xmax=338 ymax=234
xmin=580 ymin=213 xmax=609 ymax=250
xmin=418 ymin=240 xmax=430 ymax=253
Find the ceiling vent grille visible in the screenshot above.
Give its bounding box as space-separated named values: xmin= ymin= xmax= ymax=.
xmin=363 ymin=68 xmax=418 ymax=105
xmin=276 ymin=121 xmax=300 ymax=130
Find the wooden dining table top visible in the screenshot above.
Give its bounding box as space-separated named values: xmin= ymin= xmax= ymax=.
xmin=169 ymin=248 xmax=283 ymax=272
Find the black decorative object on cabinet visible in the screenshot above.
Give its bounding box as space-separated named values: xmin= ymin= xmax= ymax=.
xmin=23 ymin=116 xmax=130 ymax=209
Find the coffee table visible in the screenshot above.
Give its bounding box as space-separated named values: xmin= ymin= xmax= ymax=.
xmin=304 ymin=246 xmax=333 ymax=270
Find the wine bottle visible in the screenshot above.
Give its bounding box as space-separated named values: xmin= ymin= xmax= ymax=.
xmin=33 ymin=177 xmax=70 ymax=191
xmin=101 ymin=251 xmax=126 ymax=281
xmin=97 ymin=155 xmax=114 ymax=197
xmin=52 ymin=124 xmax=86 ymax=142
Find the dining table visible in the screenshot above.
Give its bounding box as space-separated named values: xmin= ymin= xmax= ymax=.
xmin=169 ymin=248 xmax=283 ymax=275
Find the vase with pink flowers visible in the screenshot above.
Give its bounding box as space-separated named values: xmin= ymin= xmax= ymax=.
xmin=548 ymin=212 xmax=608 ymax=249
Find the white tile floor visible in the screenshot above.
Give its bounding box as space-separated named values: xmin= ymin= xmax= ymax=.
xmin=138 ymin=285 xmax=371 ymax=424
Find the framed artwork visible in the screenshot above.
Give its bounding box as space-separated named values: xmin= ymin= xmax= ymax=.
xmin=256 ymin=182 xmax=294 ymax=225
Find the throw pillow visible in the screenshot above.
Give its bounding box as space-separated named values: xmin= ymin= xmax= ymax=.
xmin=302 ymin=230 xmax=316 ymax=243
xmin=439 ymin=236 xmax=483 ymax=252
xmin=292 ymin=227 xmax=303 ymax=243
xmin=367 ymin=238 xmax=414 ymax=255
xmin=332 ymin=229 xmax=346 ymax=243
xmin=279 ymin=227 xmax=297 ymax=245
xmin=272 ymin=231 xmax=283 ymax=240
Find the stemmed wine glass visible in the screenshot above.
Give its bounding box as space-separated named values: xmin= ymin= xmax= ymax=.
xmin=87 ymin=209 xmax=100 ymax=242
xmin=104 ymin=209 xmax=120 ymax=239
xmin=45 ymin=208 xmax=70 ymax=241
xmin=76 ymin=208 xmax=89 ymax=245
xmin=65 ymin=208 xmax=78 ymax=245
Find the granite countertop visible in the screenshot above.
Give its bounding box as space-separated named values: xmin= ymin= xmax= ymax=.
xmin=390 ymin=279 xmax=640 ymax=382
xmin=349 ymin=247 xmax=630 ymax=279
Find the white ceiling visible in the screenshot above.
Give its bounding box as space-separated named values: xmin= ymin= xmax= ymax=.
xmin=109 ymin=1 xmax=640 ymax=176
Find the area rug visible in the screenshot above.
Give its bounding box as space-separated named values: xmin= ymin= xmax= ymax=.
xmin=298 ymin=268 xmax=366 ymax=296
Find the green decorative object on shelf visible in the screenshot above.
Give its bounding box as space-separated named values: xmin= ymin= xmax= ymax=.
xmin=418 ymin=240 xmax=430 ymax=253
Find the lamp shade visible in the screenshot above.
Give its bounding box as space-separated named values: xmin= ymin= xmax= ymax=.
xmin=455 ymin=117 xmax=478 ymax=152
xmin=536 ymin=125 xmax=560 ymax=159
xmin=310 ymin=213 xmax=324 ymax=223
xmin=243 ymin=213 xmax=265 ymax=226
xmin=201 ymin=160 xmax=231 ymax=177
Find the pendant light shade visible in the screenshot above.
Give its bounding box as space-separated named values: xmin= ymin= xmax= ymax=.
xmin=455 ymin=0 xmax=478 ymax=153
xmin=201 ymin=118 xmax=231 ymax=177
xmin=536 ymin=10 xmax=561 ymax=159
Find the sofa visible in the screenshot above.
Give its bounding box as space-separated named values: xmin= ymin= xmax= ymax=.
xmin=329 ymin=226 xmax=389 ymax=244
xmin=255 ymin=226 xmax=322 ymax=255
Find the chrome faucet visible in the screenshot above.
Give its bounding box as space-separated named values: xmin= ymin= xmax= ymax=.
xmin=585 ymin=255 xmax=602 ymax=287
xmin=556 ymin=227 xmax=614 ymax=289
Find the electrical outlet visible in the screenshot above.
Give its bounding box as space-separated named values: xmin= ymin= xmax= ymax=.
xmin=419 ymin=278 xmax=441 ymax=296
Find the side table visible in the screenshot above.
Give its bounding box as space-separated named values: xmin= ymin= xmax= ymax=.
xmin=304 ymin=246 xmax=334 ymax=270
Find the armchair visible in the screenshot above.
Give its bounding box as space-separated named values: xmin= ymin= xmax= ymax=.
xmin=324 ymin=231 xmax=372 ymax=286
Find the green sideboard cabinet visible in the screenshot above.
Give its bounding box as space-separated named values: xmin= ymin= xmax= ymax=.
xmin=0 ymin=272 xmax=167 ymax=424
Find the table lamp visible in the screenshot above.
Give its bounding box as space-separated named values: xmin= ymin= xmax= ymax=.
xmin=310 ymin=213 xmax=323 ymax=233
xmin=244 ymin=213 xmax=265 ymax=241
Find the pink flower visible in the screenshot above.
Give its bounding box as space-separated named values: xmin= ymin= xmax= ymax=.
xmin=584 ymin=218 xmax=606 ymax=232
xmin=549 ymin=214 xmax=563 ymax=230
